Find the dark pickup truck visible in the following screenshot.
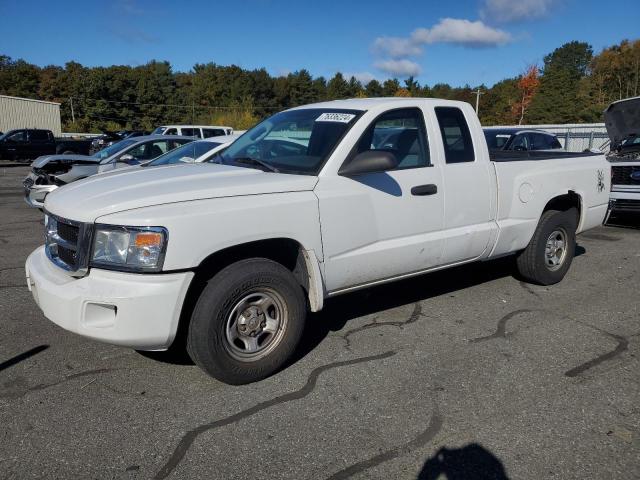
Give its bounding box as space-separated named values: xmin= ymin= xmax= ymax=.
xmin=0 ymin=129 xmax=93 ymax=161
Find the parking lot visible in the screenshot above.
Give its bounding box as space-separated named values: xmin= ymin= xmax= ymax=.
xmin=1 ymin=162 xmax=639 ymax=479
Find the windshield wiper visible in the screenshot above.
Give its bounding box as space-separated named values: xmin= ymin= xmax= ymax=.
xmin=231 ymin=157 xmax=279 ymax=173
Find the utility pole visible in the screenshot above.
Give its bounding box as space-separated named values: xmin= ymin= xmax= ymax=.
xmin=474 ymin=87 xmax=484 ymax=115
xmin=69 ymin=97 xmax=75 ymax=123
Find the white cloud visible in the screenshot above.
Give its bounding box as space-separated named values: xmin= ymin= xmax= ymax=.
xmin=480 ymin=0 xmax=558 ymax=23
xmin=373 ymin=59 xmax=421 ymax=77
xmin=411 ymin=18 xmax=511 ymax=47
xmin=370 ymin=18 xmax=511 ymax=68
xmin=372 ymin=36 xmax=422 ymax=58
xmin=344 ymin=72 xmax=378 ymax=85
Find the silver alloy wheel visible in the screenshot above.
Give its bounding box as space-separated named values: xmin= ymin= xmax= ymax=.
xmin=545 ymin=228 xmax=568 ymax=271
xmin=224 ymin=289 xmax=287 ymax=362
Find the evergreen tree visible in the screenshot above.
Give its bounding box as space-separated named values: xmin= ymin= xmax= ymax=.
xmin=528 ymin=41 xmax=593 ymax=123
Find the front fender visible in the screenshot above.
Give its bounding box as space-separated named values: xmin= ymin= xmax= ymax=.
xmin=95 ymin=192 xmax=324 ymax=271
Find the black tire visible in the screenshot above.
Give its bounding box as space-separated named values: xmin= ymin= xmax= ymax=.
xmin=187 ymin=258 xmax=307 ymax=384
xmin=516 ymin=208 xmax=577 ymax=285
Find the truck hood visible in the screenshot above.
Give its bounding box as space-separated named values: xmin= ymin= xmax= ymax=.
xmin=32 ymin=154 xmax=100 ymax=169
xmin=44 ymin=163 xmax=319 ymax=222
xmin=604 ymin=96 xmax=640 ymax=150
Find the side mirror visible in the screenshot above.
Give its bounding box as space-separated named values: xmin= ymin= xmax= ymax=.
xmin=118 ymin=154 xmax=140 ymax=165
xmin=339 ymin=150 xmax=399 ymax=176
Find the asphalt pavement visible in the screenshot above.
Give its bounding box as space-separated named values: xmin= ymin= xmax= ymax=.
xmin=1 ymin=162 xmax=638 ymax=479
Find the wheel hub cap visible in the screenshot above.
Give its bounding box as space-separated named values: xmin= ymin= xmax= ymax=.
xmin=238 ymin=306 xmax=266 ymax=336
xmin=545 ymin=229 xmax=568 ymax=271
xmin=224 ymin=290 xmax=287 ymax=361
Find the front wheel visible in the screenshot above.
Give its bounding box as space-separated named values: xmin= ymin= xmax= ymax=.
xmin=516 ymin=208 xmax=577 ymax=285
xmin=187 ymin=258 xmax=307 ymax=384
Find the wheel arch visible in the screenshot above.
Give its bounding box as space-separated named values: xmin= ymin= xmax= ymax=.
xmin=176 ymin=238 xmax=323 ymax=343
xmin=542 ymin=190 xmax=582 ymax=230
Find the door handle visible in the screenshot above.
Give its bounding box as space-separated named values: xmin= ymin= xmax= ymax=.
xmin=411 ymin=184 xmax=438 ymax=196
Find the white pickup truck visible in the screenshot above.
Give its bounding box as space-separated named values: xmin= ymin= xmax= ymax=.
xmin=25 ymin=98 xmax=610 ymax=384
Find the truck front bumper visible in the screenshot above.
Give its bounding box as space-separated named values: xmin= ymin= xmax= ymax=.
xmin=609 ymin=190 xmax=640 ymax=213
xmin=25 ymin=246 xmax=194 ymax=350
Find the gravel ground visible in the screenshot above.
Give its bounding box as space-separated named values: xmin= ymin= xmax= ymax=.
xmin=1 ymin=162 xmax=639 ymax=480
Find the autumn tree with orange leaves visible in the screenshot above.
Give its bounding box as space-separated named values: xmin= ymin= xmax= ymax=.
xmin=512 ymin=65 xmax=540 ymax=125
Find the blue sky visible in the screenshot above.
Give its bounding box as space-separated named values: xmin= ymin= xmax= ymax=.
xmin=1 ymin=0 xmax=638 ymax=87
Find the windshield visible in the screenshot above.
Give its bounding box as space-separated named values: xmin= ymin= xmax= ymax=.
xmin=151 ymin=127 xmax=167 ymax=135
xmin=217 ymin=108 xmax=363 ymax=175
xmin=621 ymin=135 xmax=640 ymax=147
xmin=147 ymin=140 xmax=222 ymax=166
xmin=91 ymin=138 xmax=138 ymax=161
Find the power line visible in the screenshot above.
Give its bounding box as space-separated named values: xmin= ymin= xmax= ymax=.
xmin=69 ymin=96 xmax=281 ymax=110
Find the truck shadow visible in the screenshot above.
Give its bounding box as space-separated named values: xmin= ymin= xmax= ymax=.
xmin=417 ymin=443 xmax=510 ymax=480
xmin=293 ymin=256 xmax=519 ymax=365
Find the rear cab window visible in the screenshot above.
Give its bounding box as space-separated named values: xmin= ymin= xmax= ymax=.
xmin=434 ymin=107 xmax=475 ymax=163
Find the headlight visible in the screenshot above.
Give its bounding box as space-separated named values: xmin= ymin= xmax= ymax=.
xmin=91 ymin=225 xmax=168 ymax=272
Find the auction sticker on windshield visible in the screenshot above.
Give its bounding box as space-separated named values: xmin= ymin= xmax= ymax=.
xmin=316 ymin=113 xmax=356 ymax=123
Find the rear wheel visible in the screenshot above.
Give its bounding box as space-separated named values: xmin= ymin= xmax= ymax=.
xmin=187 ymin=258 xmax=306 ymax=384
xmin=516 ymin=208 xmax=577 ymax=285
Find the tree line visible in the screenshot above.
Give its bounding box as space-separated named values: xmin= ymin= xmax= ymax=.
xmin=1 ymin=38 xmax=638 ymax=132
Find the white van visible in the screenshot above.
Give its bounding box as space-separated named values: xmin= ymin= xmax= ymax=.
xmin=151 ymin=125 xmax=233 ymax=138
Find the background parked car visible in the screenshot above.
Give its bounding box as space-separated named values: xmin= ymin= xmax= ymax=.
xmin=90 ymin=130 xmax=147 ymax=153
xmin=23 ymin=135 xmax=193 ymax=208
xmin=0 ymin=129 xmax=92 ymax=160
xmin=151 ymin=125 xmax=233 ymax=138
xmin=483 ymin=128 xmax=562 ymax=151
xmin=145 ymin=134 xmax=241 ymax=166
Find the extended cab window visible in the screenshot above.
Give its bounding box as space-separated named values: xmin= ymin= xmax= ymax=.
xmin=435 ymin=107 xmax=475 ymax=163
xmin=353 ymin=108 xmax=429 ymax=169
xmin=30 ymin=130 xmax=50 ymax=142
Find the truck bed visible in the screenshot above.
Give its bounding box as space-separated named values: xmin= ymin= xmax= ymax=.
xmin=490 ymin=150 xmax=600 ymax=162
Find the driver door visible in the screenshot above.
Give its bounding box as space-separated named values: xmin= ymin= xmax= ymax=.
xmin=315 ymin=108 xmax=444 ymax=293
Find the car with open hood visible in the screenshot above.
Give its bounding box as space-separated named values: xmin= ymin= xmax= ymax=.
xmin=23 ymin=134 xmax=193 ymax=208
xmin=604 ymin=96 xmax=640 ymax=218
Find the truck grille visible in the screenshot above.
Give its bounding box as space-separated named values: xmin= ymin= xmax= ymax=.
xmin=45 ymin=214 xmax=92 ymax=274
xmin=611 ymin=165 xmax=640 ymax=186
xmin=610 ymin=199 xmax=640 ymax=212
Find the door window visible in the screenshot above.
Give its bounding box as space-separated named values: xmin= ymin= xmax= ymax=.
xmin=126 ymin=141 xmax=170 ymax=160
xmin=164 ymin=128 xmax=177 ymax=135
xmin=511 ymin=134 xmax=529 ymax=151
xmin=181 ymin=128 xmax=202 ymax=138
xmin=530 ymin=133 xmax=561 ymax=150
xmin=434 ymin=107 xmax=475 ymax=163
xmin=353 ymin=108 xmax=430 ymax=169
xmin=203 ymin=128 xmax=226 ymax=138
xmin=7 ymin=131 xmax=26 ymax=142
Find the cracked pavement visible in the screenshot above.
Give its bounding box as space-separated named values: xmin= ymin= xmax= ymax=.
xmin=1 ymin=163 xmax=639 ymax=479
